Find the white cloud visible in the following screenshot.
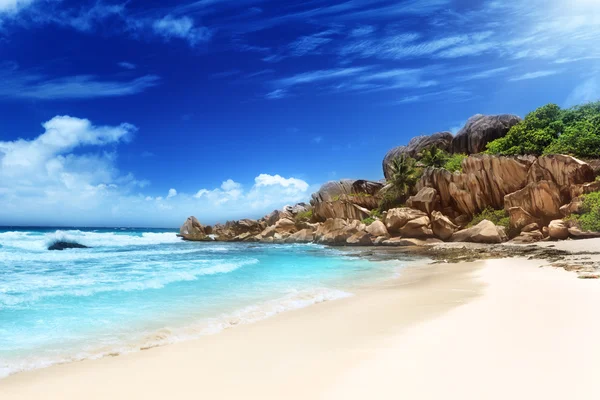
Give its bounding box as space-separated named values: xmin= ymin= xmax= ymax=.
xmin=509 ymin=70 xmax=561 ymax=81
xmin=118 ymin=61 xmax=136 ymax=70
xmin=0 ymin=65 xmax=159 ymax=100
xmin=0 ymin=116 xmax=316 ymax=227
xmin=0 ymin=0 xmax=33 ymax=14
xmin=152 ymin=15 xmax=212 ymax=46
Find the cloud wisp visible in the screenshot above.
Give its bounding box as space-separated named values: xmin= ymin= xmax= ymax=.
xmin=0 ymin=115 xmax=314 ymax=227
xmin=0 ymin=66 xmax=160 ymax=100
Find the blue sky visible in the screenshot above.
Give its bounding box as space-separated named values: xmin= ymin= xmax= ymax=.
xmin=0 ymin=0 xmax=599 ymax=227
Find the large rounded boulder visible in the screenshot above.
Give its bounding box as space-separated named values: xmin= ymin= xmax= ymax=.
xmin=451 ymin=114 xmax=521 ymax=154
xmin=383 ymin=132 xmax=453 ymax=180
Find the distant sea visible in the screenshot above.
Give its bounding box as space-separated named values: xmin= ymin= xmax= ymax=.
xmin=0 ymin=227 xmax=408 ymax=378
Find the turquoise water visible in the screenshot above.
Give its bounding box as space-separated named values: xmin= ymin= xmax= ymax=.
xmin=0 ymin=228 xmax=409 ymax=378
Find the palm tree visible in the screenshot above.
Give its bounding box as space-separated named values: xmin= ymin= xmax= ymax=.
xmin=420 ymin=146 xmax=449 ymax=168
xmin=389 ymin=154 xmax=420 ymax=198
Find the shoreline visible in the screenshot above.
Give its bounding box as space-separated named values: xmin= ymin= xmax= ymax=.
xmin=2 ymin=242 xmax=600 ymax=399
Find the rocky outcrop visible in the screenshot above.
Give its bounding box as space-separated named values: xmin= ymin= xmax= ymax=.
xmin=383 ymin=131 xmax=453 ymax=179
xmin=313 ymin=200 xmax=372 ymax=222
xmin=417 ymin=155 xmax=533 ymax=218
xmin=451 ymin=114 xmax=522 ymax=154
xmin=365 ymin=220 xmax=389 ymax=237
xmin=504 ymin=181 xmax=562 ymax=225
xmin=48 ymin=241 xmax=90 ymax=251
xmin=384 ymin=208 xmax=433 ymax=238
xmin=548 ymin=220 xmax=569 ymax=240
xmin=311 ymin=179 xmax=383 ymax=222
xmin=179 ymin=216 xmax=210 ymax=241
xmin=528 ymin=155 xmax=594 ymax=199
xmin=406 ymin=187 xmax=440 ymax=215
xmin=430 ymin=211 xmax=458 ymax=240
xmin=284 ymin=229 xmax=314 ymax=243
xmin=450 ymin=220 xmax=508 ymax=243
xmin=506 ymin=207 xmax=541 ymax=231
xmin=314 ymin=219 xmax=360 ymax=245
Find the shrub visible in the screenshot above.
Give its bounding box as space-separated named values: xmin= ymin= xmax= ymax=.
xmin=568 ymin=191 xmax=600 ymax=232
xmin=486 ymin=101 xmax=600 ymax=158
xmin=361 ymin=217 xmax=376 ymax=226
xmin=370 ymin=209 xmax=382 ymax=219
xmin=486 ymin=103 xmax=563 ymax=156
xmin=468 ymin=207 xmax=510 ymax=229
xmin=378 ymin=188 xmax=404 ymax=212
xmin=419 ymin=146 xmax=449 ymax=168
xmin=444 ymin=153 xmax=467 ymax=173
xmin=295 ymin=209 xmax=313 ymax=222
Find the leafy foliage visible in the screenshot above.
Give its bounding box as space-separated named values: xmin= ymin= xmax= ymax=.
xmin=486 ymin=104 xmax=563 ymax=156
xmin=468 ymin=207 xmax=510 ymax=229
xmin=568 ymin=191 xmax=600 ymax=232
xmin=486 ymin=101 xmax=600 ymax=158
xmin=294 ymin=209 xmax=313 ymax=222
xmin=419 ymin=146 xmax=449 ymax=168
xmin=443 ymin=153 xmax=467 ymax=172
xmin=361 ymin=217 xmax=376 ymax=226
xmin=370 ymin=209 xmax=382 ymax=219
xmin=379 ymin=154 xmax=421 ymax=211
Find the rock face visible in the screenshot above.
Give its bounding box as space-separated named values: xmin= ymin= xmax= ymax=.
xmin=384 ymin=208 xmax=433 ymax=238
xmin=417 ymin=155 xmax=533 ymax=218
xmin=548 ymin=220 xmax=569 ymax=240
xmin=383 ymin=131 xmax=453 ymax=179
xmin=504 ymin=181 xmax=563 ymax=225
xmin=430 ymin=211 xmax=458 ymax=240
xmin=406 ymin=187 xmax=440 ymax=215
xmin=451 ymin=114 xmax=522 ymax=154
xmin=366 ymin=220 xmax=389 ymax=237
xmin=450 ymin=220 xmax=507 ymax=243
xmin=528 ymin=155 xmax=594 ymax=198
xmin=311 ymin=179 xmax=383 ymax=222
xmin=179 ymin=216 xmax=209 ymax=241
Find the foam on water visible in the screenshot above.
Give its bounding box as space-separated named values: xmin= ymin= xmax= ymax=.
xmin=0 ymin=228 xmax=408 ymax=379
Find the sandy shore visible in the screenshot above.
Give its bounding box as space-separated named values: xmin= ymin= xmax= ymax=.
xmin=2 ymin=254 xmax=600 ymax=399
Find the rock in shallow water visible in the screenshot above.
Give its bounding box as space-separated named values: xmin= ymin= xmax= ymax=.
xmin=48 ymin=241 xmax=90 ymax=251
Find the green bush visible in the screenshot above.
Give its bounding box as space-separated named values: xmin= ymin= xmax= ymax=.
xmin=486 ymin=104 xmax=563 ymax=156
xmin=468 ymin=207 xmax=510 ymax=229
xmin=443 ymin=153 xmax=467 ymax=173
xmin=378 ymin=188 xmax=405 ymax=212
xmin=486 ymin=101 xmax=600 ymax=158
xmin=419 ymin=146 xmax=449 ymax=168
xmin=370 ymin=209 xmax=382 ymax=219
xmin=295 ymin=209 xmax=313 ymax=222
xmin=569 ymin=191 xmax=600 ymax=232
xmin=361 ymin=217 xmax=376 ymax=226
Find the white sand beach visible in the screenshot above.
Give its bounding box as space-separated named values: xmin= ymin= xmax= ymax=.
xmin=2 ymin=250 xmax=600 ymax=399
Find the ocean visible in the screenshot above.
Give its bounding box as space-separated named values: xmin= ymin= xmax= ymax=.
xmin=0 ymin=227 xmax=409 ymax=378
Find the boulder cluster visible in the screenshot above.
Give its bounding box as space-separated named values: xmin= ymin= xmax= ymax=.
xmin=180 ymin=113 xmax=600 ymax=246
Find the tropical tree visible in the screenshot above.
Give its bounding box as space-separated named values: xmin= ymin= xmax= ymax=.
xmin=379 ymin=154 xmax=421 ymax=211
xmin=420 ymin=146 xmax=449 ymax=168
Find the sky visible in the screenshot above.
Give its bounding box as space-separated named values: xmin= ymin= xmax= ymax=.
xmin=0 ymin=0 xmax=599 ymax=228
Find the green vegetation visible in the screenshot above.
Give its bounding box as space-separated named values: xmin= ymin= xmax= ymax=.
xmin=331 ymin=192 xmax=372 ymax=202
xmin=361 ymin=217 xmax=376 ymax=226
xmin=468 ymin=207 xmax=510 ymax=229
xmin=486 ymin=101 xmax=600 ymax=158
xmin=419 ymin=146 xmax=449 ymax=168
xmin=294 ymin=209 xmax=313 ymax=222
xmin=370 ymin=209 xmax=382 ymax=219
xmin=443 ymin=153 xmax=467 ymax=173
xmin=567 ymin=191 xmax=600 ymax=232
xmin=379 ymin=154 xmax=420 ymax=211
